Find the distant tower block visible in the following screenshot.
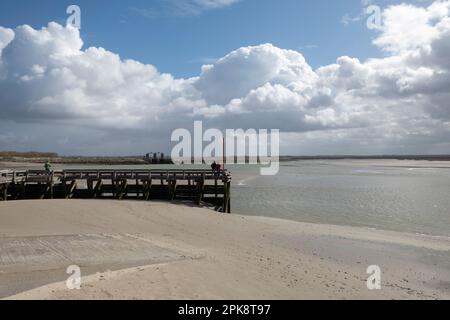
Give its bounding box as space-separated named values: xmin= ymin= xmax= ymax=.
xmin=144 ymin=152 xmax=172 ymax=164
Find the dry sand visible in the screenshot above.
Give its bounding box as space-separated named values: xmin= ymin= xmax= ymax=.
xmin=0 ymin=200 xmax=449 ymax=300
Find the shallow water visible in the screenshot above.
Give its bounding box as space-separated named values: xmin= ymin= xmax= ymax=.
xmin=229 ymin=160 xmax=450 ymax=237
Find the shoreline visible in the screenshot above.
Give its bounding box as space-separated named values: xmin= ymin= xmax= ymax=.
xmin=1 ymin=200 xmax=449 ymax=300
xmin=3 ymin=196 xmax=450 ymax=242
xmin=237 ymin=211 xmax=450 ymax=240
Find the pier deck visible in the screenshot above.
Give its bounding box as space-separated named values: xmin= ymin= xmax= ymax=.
xmin=0 ymin=169 xmax=232 ymax=213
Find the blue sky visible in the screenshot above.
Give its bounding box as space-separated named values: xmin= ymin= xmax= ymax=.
xmin=1 ymin=0 xmax=449 ymax=156
xmin=0 ymin=0 xmax=414 ymax=77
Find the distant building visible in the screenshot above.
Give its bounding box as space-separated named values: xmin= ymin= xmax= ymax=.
xmin=144 ymin=152 xmax=172 ymax=164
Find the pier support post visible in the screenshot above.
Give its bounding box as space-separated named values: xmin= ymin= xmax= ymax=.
xmin=215 ymin=179 xmax=218 ymax=201
xmin=188 ymin=174 xmax=193 ymax=199
xmin=49 ymin=182 xmax=54 ymax=199
xmin=49 ymin=179 xmax=54 ymax=200
xmin=117 ymin=180 xmax=128 ymax=200
xmin=92 ymin=180 xmax=103 ymax=198
xmin=46 ymin=172 xmax=54 ymax=199
xmin=222 ymin=181 xmax=232 ymax=213
xmin=0 ymin=184 xmax=7 ymax=201
xmin=17 ymin=181 xmax=26 ymax=200
xmin=62 ymin=180 xmax=67 ymax=199
xmin=66 ymin=180 xmax=77 ymax=199
xmin=39 ymin=184 xmax=45 ymax=199
xmin=136 ymin=179 xmax=140 ymax=198
xmin=227 ymin=181 xmax=231 ymax=214
xmin=197 ymin=174 xmax=205 ymax=205
xmin=143 ymin=179 xmax=152 ymax=200
xmin=87 ymin=179 xmax=93 ymax=195
xmin=169 ymin=180 xmax=177 ymax=201
xmin=168 ymin=180 xmax=172 ymax=200
xmin=112 ymin=172 xmax=117 ymax=198
xmin=222 ymin=182 xmax=228 ymax=213
xmin=142 ymin=181 xmax=147 ymax=200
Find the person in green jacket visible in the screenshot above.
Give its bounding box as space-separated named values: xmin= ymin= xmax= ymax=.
xmin=44 ymin=160 xmax=52 ymax=174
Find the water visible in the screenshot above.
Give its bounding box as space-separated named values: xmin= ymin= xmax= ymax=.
xmin=15 ymin=160 xmax=450 ymax=237
xmin=229 ymin=160 xmax=450 ymax=237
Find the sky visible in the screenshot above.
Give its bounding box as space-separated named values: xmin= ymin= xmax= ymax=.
xmin=0 ymin=0 xmax=449 ymax=156
xmin=0 ymin=0 xmax=395 ymax=77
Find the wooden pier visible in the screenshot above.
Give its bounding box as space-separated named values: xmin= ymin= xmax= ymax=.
xmin=0 ymin=169 xmax=232 ymax=213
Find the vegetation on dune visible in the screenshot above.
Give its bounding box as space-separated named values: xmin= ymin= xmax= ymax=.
xmin=0 ymin=151 xmax=59 ymax=159
xmin=0 ymin=151 xmax=147 ymax=165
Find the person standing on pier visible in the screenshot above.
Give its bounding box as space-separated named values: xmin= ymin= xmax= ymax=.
xmin=215 ymin=163 xmax=222 ymax=174
xmin=44 ymin=160 xmax=52 ymax=175
xmin=211 ymin=161 xmax=222 ymax=176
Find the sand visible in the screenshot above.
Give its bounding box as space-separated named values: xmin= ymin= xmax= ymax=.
xmin=0 ymin=199 xmax=449 ymax=300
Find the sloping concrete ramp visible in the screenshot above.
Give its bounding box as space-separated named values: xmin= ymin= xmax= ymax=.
xmin=0 ymin=234 xmax=188 ymax=298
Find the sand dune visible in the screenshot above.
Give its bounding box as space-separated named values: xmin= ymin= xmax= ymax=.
xmin=0 ymin=200 xmax=449 ymax=300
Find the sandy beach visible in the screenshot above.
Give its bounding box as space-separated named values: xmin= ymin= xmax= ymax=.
xmin=0 ymin=200 xmax=449 ymax=300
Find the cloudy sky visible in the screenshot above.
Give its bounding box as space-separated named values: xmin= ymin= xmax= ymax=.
xmin=0 ymin=0 xmax=449 ymax=156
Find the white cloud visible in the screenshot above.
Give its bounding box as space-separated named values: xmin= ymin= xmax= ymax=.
xmin=195 ymin=44 xmax=317 ymax=105
xmin=0 ymin=23 xmax=205 ymax=131
xmin=0 ymin=27 xmax=14 ymax=79
xmin=0 ymin=27 xmax=14 ymax=51
xmin=192 ymin=0 xmax=240 ymax=9
xmin=132 ymin=0 xmax=240 ymax=18
xmin=1 ymin=1 xmax=450 ymax=155
xmin=169 ymin=0 xmax=240 ymax=15
xmin=373 ymin=2 xmax=443 ymax=53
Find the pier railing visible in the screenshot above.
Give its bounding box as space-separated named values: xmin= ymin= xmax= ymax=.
xmin=0 ymin=169 xmax=232 ymax=213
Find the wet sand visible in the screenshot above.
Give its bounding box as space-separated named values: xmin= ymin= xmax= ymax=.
xmin=0 ymin=200 xmax=449 ymax=300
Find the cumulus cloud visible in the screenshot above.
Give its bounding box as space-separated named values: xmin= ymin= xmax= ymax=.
xmin=0 ymin=27 xmax=14 ymax=51
xmin=0 ymin=27 xmax=14 ymax=79
xmin=0 ymin=23 xmax=204 ymax=131
xmin=195 ymin=44 xmax=317 ymax=105
xmin=1 ymin=0 xmax=450 ymax=155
